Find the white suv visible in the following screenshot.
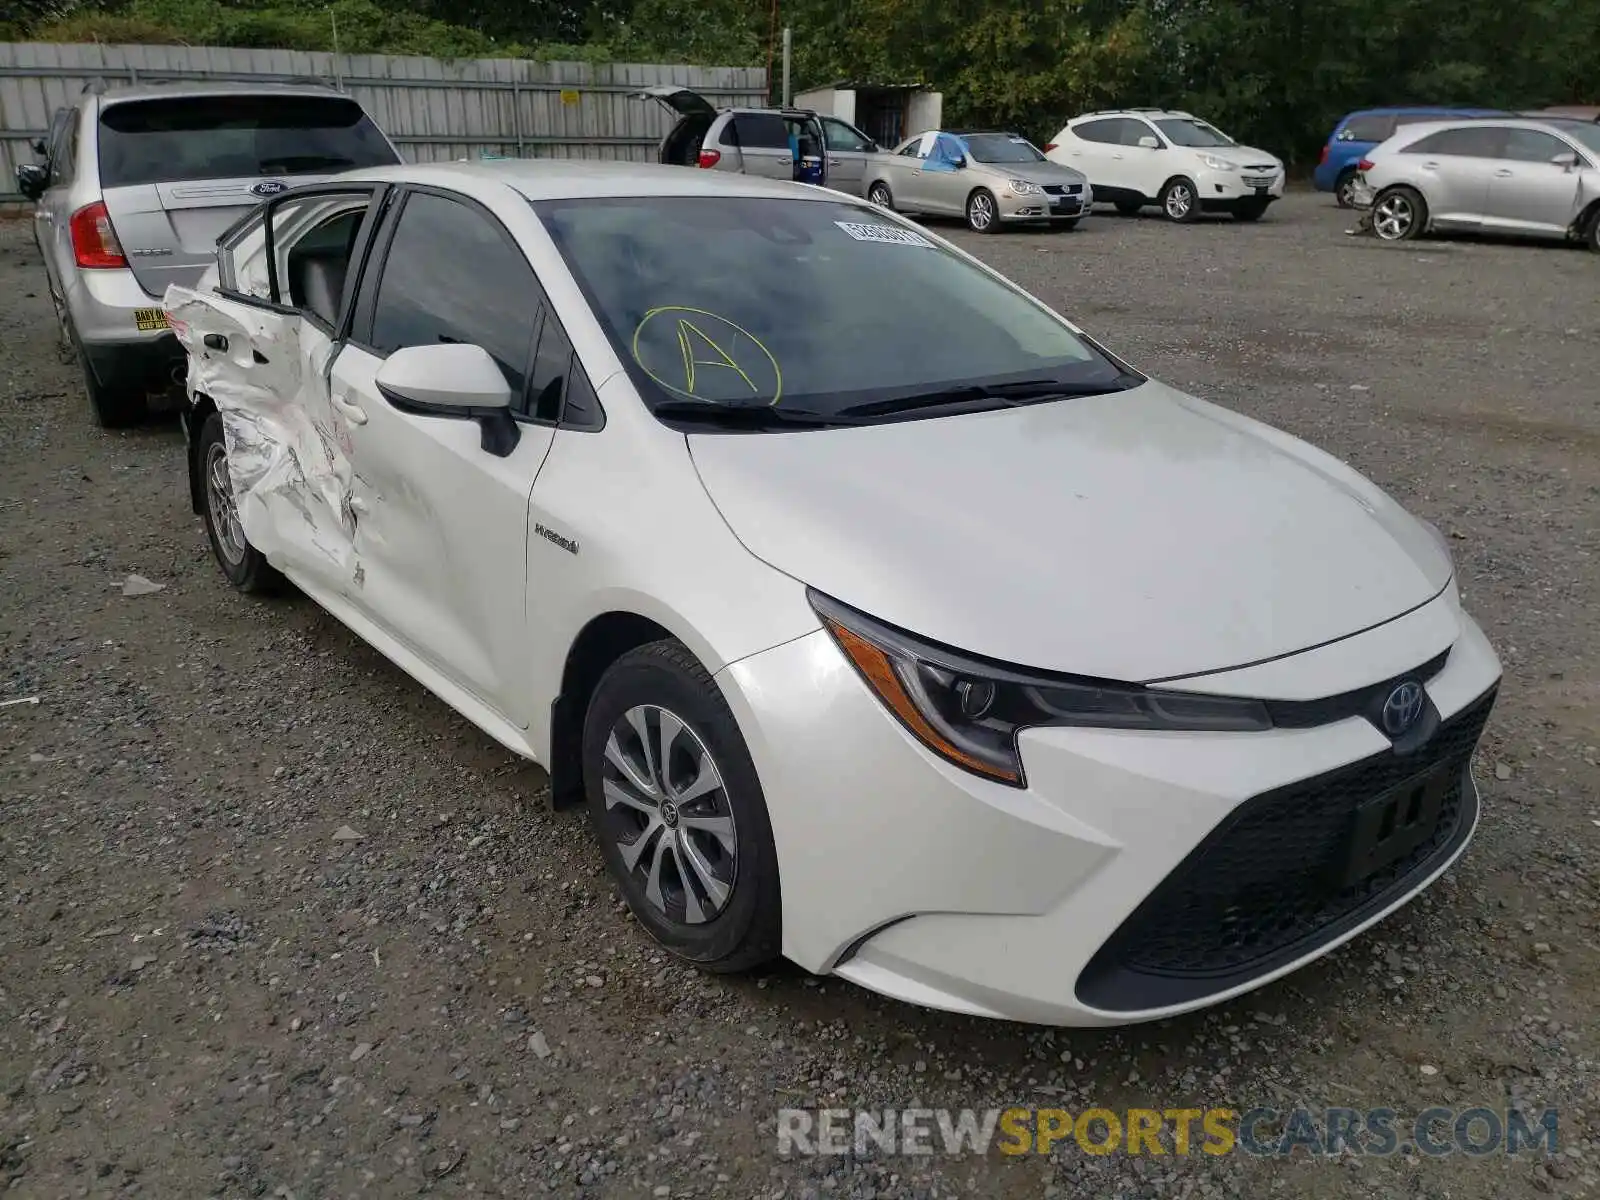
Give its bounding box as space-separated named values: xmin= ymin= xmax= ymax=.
xmin=1044 ymin=108 xmax=1284 ymax=222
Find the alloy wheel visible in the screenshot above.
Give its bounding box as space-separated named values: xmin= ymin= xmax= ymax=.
xmin=968 ymin=192 xmax=995 ymax=231
xmin=1164 ymin=183 xmax=1194 ymax=220
xmin=868 ymin=184 xmax=892 ymax=208
xmin=1373 ymin=193 xmax=1414 ymax=240
xmin=204 ymin=440 xmax=247 ymax=566
xmin=600 ymin=704 xmax=739 ymax=925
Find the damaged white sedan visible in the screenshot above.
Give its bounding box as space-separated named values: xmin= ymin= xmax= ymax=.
xmin=166 ymin=160 xmax=1501 ymax=1026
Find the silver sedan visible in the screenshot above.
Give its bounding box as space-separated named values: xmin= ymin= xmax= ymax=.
xmin=864 ymin=130 xmax=1092 ymax=233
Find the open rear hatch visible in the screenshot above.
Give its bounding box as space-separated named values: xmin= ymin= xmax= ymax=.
xmin=630 ymin=85 xmax=720 ymax=121
xmin=96 ymin=91 xmax=398 ymax=296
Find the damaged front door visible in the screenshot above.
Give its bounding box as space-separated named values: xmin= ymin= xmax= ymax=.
xmin=331 ymin=188 xmax=558 ymax=730
xmin=167 ymin=186 xmax=386 ymax=600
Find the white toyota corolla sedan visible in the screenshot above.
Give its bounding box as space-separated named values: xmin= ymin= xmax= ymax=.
xmin=164 ymin=160 xmax=1501 ymax=1027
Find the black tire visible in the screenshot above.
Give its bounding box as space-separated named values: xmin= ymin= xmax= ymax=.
xmin=70 ymin=323 xmax=147 ymax=429
xmin=1233 ymin=200 xmax=1269 ymax=222
xmin=1114 ymin=199 xmax=1143 ymax=216
xmin=1160 ymin=177 xmax=1200 ymax=223
xmin=966 ymin=188 xmax=1001 ymax=233
xmin=198 ymin=411 xmax=283 ymax=594
xmin=1055 ymin=218 xmax=1081 ymax=231
xmin=1371 ymin=185 xmax=1426 ymax=242
xmin=1584 ymin=207 xmax=1600 ymax=253
xmin=582 ymin=639 xmax=781 ymax=972
xmin=867 ymin=181 xmax=894 ymax=211
xmin=1335 ymin=170 xmax=1359 ymax=209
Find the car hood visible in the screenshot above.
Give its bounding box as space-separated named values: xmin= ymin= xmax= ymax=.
xmin=688 ymin=382 xmax=1451 ymax=682
xmin=1219 ymin=144 xmax=1280 ymax=167
xmin=981 ymin=160 xmax=1088 ymax=186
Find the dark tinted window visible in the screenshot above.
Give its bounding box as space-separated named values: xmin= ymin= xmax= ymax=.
xmin=1073 ymin=119 xmax=1120 ymax=144
xmin=561 ymin=361 xmax=603 ymax=429
xmin=822 ymin=118 xmax=872 ymax=153
xmin=535 ymin=195 xmax=1125 ymax=420
xmin=730 ymin=112 xmax=789 ymax=149
xmin=97 ymin=94 xmax=398 ymax=187
xmin=47 ymin=109 xmax=76 ymax=185
xmin=526 ymin=312 xmax=572 ymax=422
xmin=963 ymin=133 xmax=1046 ymax=163
xmin=1107 ymin=118 xmax=1157 ymax=146
xmin=1404 ymin=126 xmax=1505 ymax=157
xmin=1502 ymin=128 xmax=1573 ymax=162
xmin=368 ymin=192 xmax=538 ymax=397
xmin=1339 ymin=114 xmax=1396 ymax=142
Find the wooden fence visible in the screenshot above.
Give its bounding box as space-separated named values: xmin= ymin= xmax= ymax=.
xmin=0 ymin=41 xmax=768 ymax=201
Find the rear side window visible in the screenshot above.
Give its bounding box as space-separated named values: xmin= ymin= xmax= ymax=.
xmin=1403 ymin=127 xmax=1505 ymax=157
xmin=1073 ymin=119 xmax=1121 ymax=144
xmin=1338 ymin=115 xmax=1396 ymax=142
xmin=729 ymin=113 xmax=790 ymax=149
xmin=366 ymin=192 xmax=539 ymax=398
xmin=97 ymin=94 xmax=398 ymax=188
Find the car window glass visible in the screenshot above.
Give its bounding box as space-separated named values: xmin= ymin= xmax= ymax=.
xmin=560 ymin=358 xmax=603 ymax=428
xmin=96 ymin=94 xmax=398 ymax=188
xmin=1153 ymin=118 xmax=1232 ymax=147
xmin=899 ymin=134 xmax=930 ymax=157
xmin=924 ymin=132 xmax=965 ymax=171
xmin=1501 ymin=128 xmax=1572 ymax=162
xmin=368 ymin=192 xmax=539 ymax=398
xmin=527 ymin=310 xmax=572 ymax=422
xmin=1074 ymin=119 xmax=1118 ymax=144
xmin=1340 ymin=115 xmax=1396 ymax=142
xmin=46 ymin=109 xmax=75 ymax=184
xmin=228 ymin=191 xmax=371 ymax=306
xmin=731 ymin=112 xmax=789 ymax=149
xmin=1405 ymin=126 xmax=1505 ymax=157
xmin=823 ymin=118 xmax=871 ymax=152
xmin=1113 ymin=119 xmax=1156 ymax=146
xmin=963 ymin=133 xmax=1046 ymax=163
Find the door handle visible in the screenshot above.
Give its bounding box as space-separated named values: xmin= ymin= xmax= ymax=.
xmin=1493 ymin=168 xmax=1513 ymax=177
xmin=828 ymin=157 xmax=841 ymax=166
xmin=332 ymin=392 xmax=368 ymax=425
xmin=203 ymin=333 xmax=228 ymax=351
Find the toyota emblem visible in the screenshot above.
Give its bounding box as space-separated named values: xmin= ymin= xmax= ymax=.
xmin=251 ymin=179 xmax=289 ymax=197
xmin=1380 ymin=681 xmax=1425 ymax=737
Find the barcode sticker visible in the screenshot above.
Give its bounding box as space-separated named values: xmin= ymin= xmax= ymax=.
xmin=834 ymin=221 xmax=933 ymax=247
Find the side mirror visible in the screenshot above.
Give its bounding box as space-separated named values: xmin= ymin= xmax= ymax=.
xmin=375 ymin=343 xmax=521 ymax=457
xmin=1137 ymin=136 xmax=1161 ymax=150
xmin=1550 ymin=152 xmax=1581 ymax=169
xmin=15 ymin=163 xmax=49 ymax=202
xmin=953 ymin=156 xmax=968 ymax=169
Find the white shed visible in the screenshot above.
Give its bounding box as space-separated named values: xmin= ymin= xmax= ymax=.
xmin=793 ymin=82 xmax=943 ymax=149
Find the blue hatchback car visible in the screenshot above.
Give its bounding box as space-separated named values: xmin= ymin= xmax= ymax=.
xmin=1315 ymin=107 xmax=1506 ymax=206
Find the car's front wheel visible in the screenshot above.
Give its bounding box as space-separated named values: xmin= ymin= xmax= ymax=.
xmin=1161 ymin=177 xmax=1200 ymax=223
xmin=1372 ymin=186 xmax=1426 ymax=241
xmin=583 ymin=639 xmax=781 ymax=972
xmin=198 ymin=411 xmax=282 ymax=593
xmin=966 ymin=188 xmax=1001 ymax=233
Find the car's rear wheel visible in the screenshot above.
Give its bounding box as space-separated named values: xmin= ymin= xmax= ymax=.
xmin=1372 ymin=186 xmax=1426 ymax=241
xmin=1335 ymin=170 xmax=1359 ymax=209
xmin=867 ymin=182 xmax=894 ymax=210
xmin=583 ymin=639 xmax=781 ymax=972
xmin=966 ymin=188 xmax=1001 ymax=233
xmin=71 ymin=326 xmax=148 ymax=429
xmin=1114 ymin=199 xmax=1142 ymax=216
xmin=1161 ymin=178 xmax=1200 ymax=223
xmin=1584 ymin=207 xmax=1600 ymax=253
xmin=198 ymin=411 xmax=282 ymax=594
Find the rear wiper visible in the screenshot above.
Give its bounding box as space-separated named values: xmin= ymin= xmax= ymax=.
xmin=836 ymin=374 xmax=1141 ymax=420
xmin=651 ymin=400 xmax=864 ymax=429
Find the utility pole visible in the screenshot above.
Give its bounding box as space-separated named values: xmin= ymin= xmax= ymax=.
xmin=781 ymin=26 xmax=791 ymax=107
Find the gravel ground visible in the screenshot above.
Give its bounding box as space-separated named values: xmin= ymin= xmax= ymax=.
xmin=1 ymin=192 xmax=1597 ymax=1199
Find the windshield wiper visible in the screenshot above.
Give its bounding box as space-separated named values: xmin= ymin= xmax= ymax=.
xmin=836 ymin=374 xmax=1141 ymax=420
xmin=651 ymin=400 xmax=863 ymax=429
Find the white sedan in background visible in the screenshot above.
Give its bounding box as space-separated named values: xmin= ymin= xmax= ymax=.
xmin=165 ymin=160 xmax=1500 ymax=1026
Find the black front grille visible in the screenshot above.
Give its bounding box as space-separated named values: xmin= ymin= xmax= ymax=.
xmin=1077 ymin=686 xmax=1497 ymax=1012
xmin=1040 ymin=183 xmax=1084 ymax=196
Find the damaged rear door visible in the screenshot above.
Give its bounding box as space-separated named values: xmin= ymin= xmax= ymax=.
xmin=166 ymin=184 xmax=390 ymax=600
xmin=328 ymin=187 xmax=559 ymax=729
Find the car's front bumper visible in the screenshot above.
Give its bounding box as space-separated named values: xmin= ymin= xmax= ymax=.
xmin=717 ymin=587 xmax=1501 ymax=1026
xmin=998 ymin=184 xmax=1092 ymax=223
xmin=1195 ymin=166 xmax=1285 ymax=210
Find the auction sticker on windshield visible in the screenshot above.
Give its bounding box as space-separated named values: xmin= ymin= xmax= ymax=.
xmin=834 ymin=221 xmax=933 ymax=248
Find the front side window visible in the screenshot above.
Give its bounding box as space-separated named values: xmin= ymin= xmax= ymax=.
xmin=1501 ymin=128 xmax=1575 ymax=163
xmin=962 ymin=133 xmax=1046 ymax=164
xmin=97 ymin=94 xmax=398 ymax=188
xmin=822 ymin=118 xmax=872 ymax=153
xmin=1153 ymin=118 xmax=1234 ymax=147
xmin=367 ymin=192 xmax=538 ymax=397
xmin=533 ymin=195 xmax=1131 ymax=425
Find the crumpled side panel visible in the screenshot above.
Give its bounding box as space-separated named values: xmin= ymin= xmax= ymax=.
xmin=165 ymin=286 xmax=357 ymax=582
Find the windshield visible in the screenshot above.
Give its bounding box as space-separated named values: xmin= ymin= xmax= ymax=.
xmin=1154 ymin=118 xmax=1235 ymax=148
xmin=532 ymin=196 xmax=1129 ymax=424
xmin=962 ymin=133 xmax=1047 ymax=164
xmin=98 ymin=95 xmax=399 ymax=187
xmin=1555 ymin=121 xmax=1600 ymax=158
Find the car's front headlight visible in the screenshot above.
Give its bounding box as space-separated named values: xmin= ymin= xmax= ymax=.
xmin=1201 ymin=154 xmax=1239 ymax=171
xmin=1008 ymin=178 xmax=1042 ymax=195
xmin=811 ymin=591 xmax=1271 ymax=787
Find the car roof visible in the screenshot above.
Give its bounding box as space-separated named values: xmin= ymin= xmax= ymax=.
xmin=1385 ymin=115 xmax=1589 ymax=138
xmin=1073 ymin=109 xmax=1195 ymax=121
xmin=1343 ymin=105 xmax=1504 ymax=117
xmin=91 ymin=79 xmax=347 ymax=105
xmin=339 ymin=158 xmax=849 ymax=203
